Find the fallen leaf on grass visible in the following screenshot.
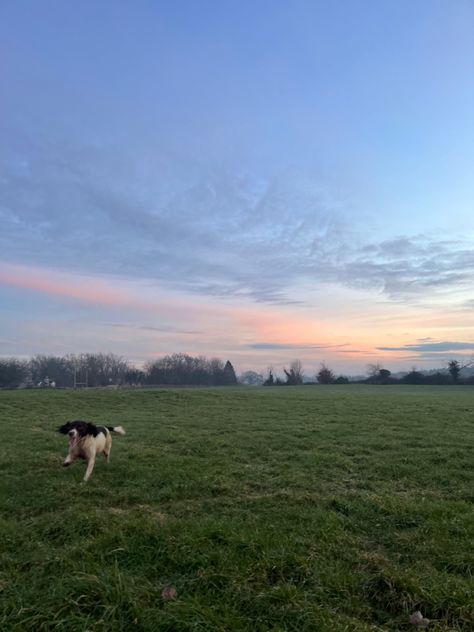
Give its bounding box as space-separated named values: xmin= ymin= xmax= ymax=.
xmin=409 ymin=611 xmax=430 ymax=628
xmin=161 ymin=585 xmax=178 ymax=600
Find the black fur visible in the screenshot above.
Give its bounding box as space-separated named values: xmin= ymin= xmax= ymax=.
xmin=58 ymin=420 xmax=100 ymax=437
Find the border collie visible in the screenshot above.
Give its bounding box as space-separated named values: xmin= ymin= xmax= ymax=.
xmin=58 ymin=421 xmax=126 ymax=482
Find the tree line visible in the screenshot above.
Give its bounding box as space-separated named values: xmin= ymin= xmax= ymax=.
xmin=361 ymin=360 xmax=474 ymax=385
xmin=259 ymin=359 xmax=474 ymax=386
xmin=0 ymin=353 xmax=238 ymax=389
xmin=1 ymin=353 xmax=472 ymax=389
xmin=261 ymin=360 xmax=349 ymax=386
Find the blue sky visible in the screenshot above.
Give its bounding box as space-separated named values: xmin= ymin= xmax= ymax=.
xmin=1 ymin=0 xmax=474 ymax=375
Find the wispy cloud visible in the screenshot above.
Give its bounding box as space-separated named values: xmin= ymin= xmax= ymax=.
xmin=0 ymin=261 xmax=238 ymax=333
xmin=248 ymin=342 xmax=348 ymax=350
xmin=377 ymin=341 xmax=474 ymax=352
xmin=2 ymin=134 xmax=473 ymax=310
xmin=104 ymin=322 xmax=202 ymax=335
xmin=0 ymin=263 xmax=129 ymax=307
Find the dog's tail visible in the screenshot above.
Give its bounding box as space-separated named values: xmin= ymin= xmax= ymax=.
xmin=107 ymin=425 xmax=126 ymax=436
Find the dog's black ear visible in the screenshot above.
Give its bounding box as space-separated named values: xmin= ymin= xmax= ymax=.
xmin=73 ymin=421 xmax=89 ymax=436
xmin=87 ymin=423 xmax=99 ymax=437
xmin=58 ymin=422 xmax=71 ymax=434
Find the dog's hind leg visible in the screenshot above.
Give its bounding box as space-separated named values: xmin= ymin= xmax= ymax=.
xmin=103 ymin=435 xmax=112 ymax=463
xmin=104 ymin=444 xmax=111 ymax=463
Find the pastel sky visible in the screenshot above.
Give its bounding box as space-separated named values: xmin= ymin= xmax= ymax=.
xmin=1 ymin=0 xmax=474 ymax=376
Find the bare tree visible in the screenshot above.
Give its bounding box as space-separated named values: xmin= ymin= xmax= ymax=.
xmin=317 ymin=363 xmax=335 ymax=384
xmin=263 ymin=366 xmax=275 ymax=386
xmin=290 ymin=359 xmax=304 ymax=383
xmin=448 ymin=360 xmax=461 ymax=383
xmin=144 ymin=353 xmax=236 ymax=386
xmin=284 ymin=359 xmax=304 ymax=385
xmin=448 ymin=357 xmax=474 ymax=383
xmin=367 ymin=363 xmax=383 ymax=380
xmin=0 ymin=358 xmax=29 ymax=388
xmin=66 ymin=353 xmax=130 ymax=387
xmin=29 ymin=355 xmax=74 ymax=387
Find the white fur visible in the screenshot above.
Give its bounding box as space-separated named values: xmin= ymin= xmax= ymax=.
xmin=63 ymin=425 xmax=125 ymax=482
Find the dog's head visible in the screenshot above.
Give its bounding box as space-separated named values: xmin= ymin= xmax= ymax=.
xmin=58 ymin=420 xmax=99 ymax=442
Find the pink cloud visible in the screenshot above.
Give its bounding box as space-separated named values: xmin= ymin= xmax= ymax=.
xmin=0 ymin=263 xmax=129 ymax=306
xmin=0 ymin=261 xmax=241 ymax=335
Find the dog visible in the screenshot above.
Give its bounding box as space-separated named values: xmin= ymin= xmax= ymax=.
xmin=58 ymin=420 xmax=126 ymax=482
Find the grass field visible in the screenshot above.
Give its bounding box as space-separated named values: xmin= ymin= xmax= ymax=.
xmin=1 ymin=385 xmax=473 ymax=631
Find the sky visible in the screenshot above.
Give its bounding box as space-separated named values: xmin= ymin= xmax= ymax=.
xmin=1 ymin=0 xmax=474 ymax=377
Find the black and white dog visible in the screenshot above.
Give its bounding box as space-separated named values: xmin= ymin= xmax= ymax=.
xmin=58 ymin=421 xmax=126 ymax=482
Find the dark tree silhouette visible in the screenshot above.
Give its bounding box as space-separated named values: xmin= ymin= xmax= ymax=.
xmin=317 ymin=364 xmax=335 ymax=384
xmin=223 ymin=360 xmax=238 ymax=385
xmin=283 ymin=360 xmax=304 ymax=385
xmin=0 ymin=358 xmax=29 ymax=388
xmin=30 ymin=355 xmax=74 ymax=387
xmin=367 ymin=363 xmax=383 ymax=382
xmin=124 ymin=368 xmax=146 ymax=385
xmin=378 ymin=368 xmax=392 ymax=384
xmin=401 ymin=369 xmax=424 ymax=385
xmin=263 ymin=369 xmax=275 ymax=386
xmin=448 ymin=360 xmax=461 ymax=383
xmin=143 ymin=354 xmax=238 ymax=386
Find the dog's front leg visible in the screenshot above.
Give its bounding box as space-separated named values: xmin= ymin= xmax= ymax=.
xmin=63 ymin=453 xmax=75 ymax=467
xmin=83 ymin=452 xmax=97 ymax=482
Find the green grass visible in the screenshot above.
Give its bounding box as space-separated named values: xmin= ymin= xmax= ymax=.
xmin=1 ymin=385 xmax=473 ymax=631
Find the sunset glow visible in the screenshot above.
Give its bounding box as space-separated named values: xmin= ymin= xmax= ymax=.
xmin=1 ymin=1 xmax=474 ymax=377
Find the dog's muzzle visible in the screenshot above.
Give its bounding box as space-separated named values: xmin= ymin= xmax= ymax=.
xmin=68 ymin=429 xmax=79 ymax=448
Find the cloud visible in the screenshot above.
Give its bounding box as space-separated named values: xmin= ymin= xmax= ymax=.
xmin=248 ymin=342 xmax=348 ymax=350
xmin=0 ymin=264 xmax=133 ymax=307
xmin=377 ymin=341 xmax=474 ymax=352
xmin=0 ymin=261 xmax=236 ymax=331
xmin=1 ymin=132 xmax=474 ymax=308
xmin=104 ymin=322 xmax=202 ymax=335
xmin=335 ymin=236 xmax=474 ymax=299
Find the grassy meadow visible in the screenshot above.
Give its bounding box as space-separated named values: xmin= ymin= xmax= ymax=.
xmin=1 ymin=385 xmax=473 ymax=631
